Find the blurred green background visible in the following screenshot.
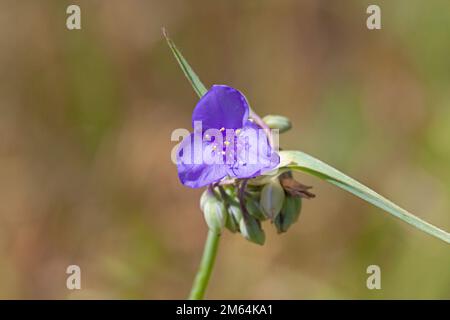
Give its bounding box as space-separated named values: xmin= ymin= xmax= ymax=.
xmin=0 ymin=0 xmax=449 ymax=299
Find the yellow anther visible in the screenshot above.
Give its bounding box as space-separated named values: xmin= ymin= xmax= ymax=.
xmin=224 ymin=141 xmax=230 ymax=146
xmin=212 ymin=145 xmax=217 ymax=150
xmin=219 ymin=127 xmax=225 ymax=132
xmin=235 ymin=129 xmax=241 ymax=134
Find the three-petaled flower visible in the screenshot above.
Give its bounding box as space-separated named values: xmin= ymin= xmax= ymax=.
xmin=177 ymin=85 xmax=280 ymax=188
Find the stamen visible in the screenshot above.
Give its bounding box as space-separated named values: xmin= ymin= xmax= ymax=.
xmin=235 ymin=129 xmax=241 ymax=134
xmin=224 ymin=141 xmax=230 ymax=146
xmin=212 ymin=145 xmax=217 ymax=150
xmin=219 ymin=127 xmax=225 ymax=132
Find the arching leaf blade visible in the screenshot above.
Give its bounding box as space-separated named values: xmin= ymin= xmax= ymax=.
xmin=280 ymin=150 xmax=450 ymax=244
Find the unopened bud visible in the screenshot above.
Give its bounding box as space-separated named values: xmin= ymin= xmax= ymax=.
xmin=245 ymin=197 xmax=267 ymax=221
xmin=226 ymin=203 xmax=242 ymax=233
xmin=262 ymin=115 xmax=292 ymax=133
xmin=201 ymin=189 xmax=227 ymax=232
xmin=239 ymin=215 xmax=265 ymax=245
xmin=228 ymin=203 xmax=243 ymax=222
xmin=274 ymin=195 xmax=302 ymax=233
xmin=260 ymin=179 xmax=285 ymax=220
xmin=200 ymin=188 xmax=210 ymax=211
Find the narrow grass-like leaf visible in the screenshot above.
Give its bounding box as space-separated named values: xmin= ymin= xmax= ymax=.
xmin=279 ymin=150 xmax=450 ymax=244
xmin=163 ymin=29 xmax=207 ymax=98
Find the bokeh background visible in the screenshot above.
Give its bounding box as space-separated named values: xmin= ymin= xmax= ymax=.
xmin=0 ymin=0 xmax=449 ymax=299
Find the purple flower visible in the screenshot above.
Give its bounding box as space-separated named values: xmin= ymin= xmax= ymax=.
xmin=177 ymin=85 xmax=280 ymax=188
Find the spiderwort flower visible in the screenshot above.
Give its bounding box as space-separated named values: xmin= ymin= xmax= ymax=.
xmin=177 ymin=85 xmax=280 ymax=188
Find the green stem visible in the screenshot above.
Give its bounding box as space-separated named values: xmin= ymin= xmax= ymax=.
xmin=188 ymin=230 xmax=221 ymax=300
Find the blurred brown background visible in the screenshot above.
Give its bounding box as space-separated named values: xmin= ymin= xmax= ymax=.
xmin=0 ymin=0 xmax=449 ymax=299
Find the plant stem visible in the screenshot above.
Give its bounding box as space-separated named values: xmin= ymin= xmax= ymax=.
xmin=188 ymin=229 xmax=221 ymax=300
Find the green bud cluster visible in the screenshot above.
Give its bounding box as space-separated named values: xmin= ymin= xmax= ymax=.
xmin=200 ymin=171 xmax=311 ymax=245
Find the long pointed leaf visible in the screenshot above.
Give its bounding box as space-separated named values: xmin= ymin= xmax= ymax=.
xmin=280 ymin=150 xmax=450 ymax=243
xmin=163 ymin=29 xmax=207 ymax=98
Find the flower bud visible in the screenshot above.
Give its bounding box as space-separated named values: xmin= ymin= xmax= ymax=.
xmin=200 ymin=188 xmax=210 ymax=211
xmin=226 ymin=203 xmax=242 ymax=233
xmin=260 ymin=179 xmax=285 ymax=220
xmin=201 ymin=189 xmax=227 ymax=233
xmin=239 ymin=215 xmax=265 ymax=245
xmin=274 ymin=195 xmax=302 ymax=233
xmin=262 ymin=115 xmax=292 ymax=133
xmin=228 ymin=203 xmax=243 ymax=223
xmin=245 ymin=197 xmax=267 ymax=221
